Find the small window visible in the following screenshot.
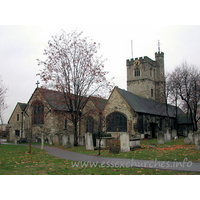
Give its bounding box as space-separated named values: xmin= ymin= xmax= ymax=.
xmin=15 ymin=130 xmax=20 ymax=136
xmin=135 ymin=68 xmax=140 ymax=77
xmin=64 ymin=118 xmax=67 ymax=130
xmin=150 ymin=68 xmax=152 ymax=76
xmin=151 ymin=89 xmax=153 ymax=97
xmin=32 ymin=102 xmax=44 ymax=124
xmin=17 ymin=114 xmax=19 ymax=121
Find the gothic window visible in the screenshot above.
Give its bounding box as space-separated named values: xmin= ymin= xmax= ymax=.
xmin=17 ymin=114 xmax=19 ymax=121
xmin=135 ymin=68 xmax=140 ymax=77
xmin=151 ymin=89 xmax=154 ymax=97
xmin=32 ymin=102 xmax=44 ymax=124
xmin=106 ymin=112 xmax=127 ymax=132
xmin=64 ymin=118 xmax=67 ymax=130
xmin=86 ymin=116 xmax=94 ymax=133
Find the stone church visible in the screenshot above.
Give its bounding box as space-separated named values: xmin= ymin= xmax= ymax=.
xmin=8 ymin=51 xmax=187 ymax=143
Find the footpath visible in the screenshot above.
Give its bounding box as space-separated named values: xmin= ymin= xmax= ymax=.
xmin=2 ymin=143 xmax=200 ymax=172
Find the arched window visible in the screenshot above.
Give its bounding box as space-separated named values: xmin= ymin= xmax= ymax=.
xmin=106 ymin=112 xmax=127 ymax=132
xmin=135 ymin=68 xmax=140 ymax=77
xmin=86 ymin=116 xmax=94 ymax=133
xmin=32 ymin=102 xmax=44 ymax=124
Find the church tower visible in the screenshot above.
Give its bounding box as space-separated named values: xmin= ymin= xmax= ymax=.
xmin=126 ymin=51 xmax=165 ymax=103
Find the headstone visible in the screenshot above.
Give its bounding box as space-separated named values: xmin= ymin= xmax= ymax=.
xmin=48 ymin=134 xmax=53 ymax=145
xmin=109 ymin=145 xmax=120 ymax=154
xmin=62 ymin=135 xmax=68 ymax=146
xmin=69 ymin=134 xmax=74 ymax=146
xmin=172 ymin=129 xmax=177 ymax=139
xmin=96 ymin=138 xmax=106 ymax=148
xmin=85 ymin=132 xmax=94 ymax=150
xmin=120 ymin=132 xmax=130 ymax=152
xmin=184 ymin=137 xmax=192 ymax=145
xmin=77 ymin=136 xmax=84 ymax=146
xmin=41 ymin=133 xmax=44 ymax=150
xmin=66 ymin=141 xmax=72 ymax=148
xmin=14 ymin=135 xmax=17 ymax=145
xmin=54 ymin=135 xmax=59 ymax=146
xmin=188 ymin=132 xmax=194 ymax=144
xmin=149 ymin=143 xmax=157 ymax=148
xmin=194 ymin=132 xmax=200 ymax=145
xmin=164 ymin=128 xmax=171 ymax=142
xmin=157 ymin=131 xmax=164 ymax=144
xmin=195 ymin=140 xmax=200 ymax=150
xmin=183 ymin=129 xmax=188 ymax=137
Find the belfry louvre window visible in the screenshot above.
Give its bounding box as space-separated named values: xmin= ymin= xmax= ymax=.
xmin=32 ymin=102 xmax=44 ymax=124
xmin=135 ymin=68 xmax=140 ymax=77
xmin=106 ymin=112 xmax=127 ymax=132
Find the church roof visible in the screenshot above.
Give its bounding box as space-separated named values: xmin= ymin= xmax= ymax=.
xmin=37 ymin=88 xmax=107 ymax=112
xmin=116 ymin=87 xmax=184 ymax=118
xmin=18 ymin=103 xmax=27 ymax=111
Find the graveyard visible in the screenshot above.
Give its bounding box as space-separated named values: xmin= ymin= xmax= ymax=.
xmin=1 ymin=133 xmax=200 ymax=175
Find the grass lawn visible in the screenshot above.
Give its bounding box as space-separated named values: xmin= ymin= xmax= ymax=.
xmin=57 ymin=137 xmax=200 ymax=163
xmin=0 ymin=141 xmax=200 ymax=175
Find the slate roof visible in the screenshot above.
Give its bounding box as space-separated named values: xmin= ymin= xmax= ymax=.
xmin=116 ymin=87 xmax=185 ymax=118
xmin=18 ymin=103 xmax=27 ymax=111
xmin=38 ymin=88 xmax=107 ymax=112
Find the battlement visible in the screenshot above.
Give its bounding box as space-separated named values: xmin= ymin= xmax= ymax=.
xmin=155 ymin=52 xmax=164 ymax=58
xmin=126 ymin=55 xmax=156 ymax=67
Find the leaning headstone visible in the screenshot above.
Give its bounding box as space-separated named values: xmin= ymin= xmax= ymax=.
xmin=194 ymin=132 xmax=200 ymax=145
xmin=157 ymin=131 xmax=164 ymax=144
xmin=62 ymin=135 xmax=68 ymax=146
xmin=85 ymin=132 xmax=94 ymax=150
xmin=54 ymin=135 xmax=59 ymax=146
xmin=164 ymin=128 xmax=171 ymax=142
xmin=120 ymin=132 xmax=130 ymax=152
xmin=109 ymin=145 xmax=120 ymax=154
xmin=184 ymin=137 xmax=192 ymax=145
xmin=195 ymin=140 xmax=200 ymax=150
xmin=188 ymin=132 xmax=194 ymax=144
xmin=172 ymin=129 xmax=177 ymax=139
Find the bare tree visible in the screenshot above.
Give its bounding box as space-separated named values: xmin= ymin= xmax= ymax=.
xmin=0 ymin=76 xmax=8 ymax=126
xmin=37 ymin=30 xmax=113 ymax=146
xmin=167 ymin=62 xmax=200 ymax=131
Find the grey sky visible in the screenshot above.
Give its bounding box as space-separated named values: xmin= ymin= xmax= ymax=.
xmin=1 ymin=2 xmax=200 ymax=124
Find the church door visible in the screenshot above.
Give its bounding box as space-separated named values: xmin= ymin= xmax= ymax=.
xmin=150 ymin=123 xmax=157 ymax=138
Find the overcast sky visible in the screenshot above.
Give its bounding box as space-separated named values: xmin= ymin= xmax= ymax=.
xmin=1 ymin=1 xmax=200 ymax=123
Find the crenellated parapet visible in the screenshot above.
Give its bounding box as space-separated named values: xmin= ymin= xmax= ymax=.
xmin=126 ymin=56 xmax=156 ymax=67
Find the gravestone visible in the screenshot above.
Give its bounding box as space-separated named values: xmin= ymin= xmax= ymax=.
xmin=54 ymin=135 xmax=59 ymax=146
xmin=183 ymin=129 xmax=188 ymax=137
xmin=149 ymin=143 xmax=157 ymax=148
xmin=195 ymin=140 xmax=200 ymax=150
xmin=85 ymin=132 xmax=94 ymax=150
xmin=96 ymin=138 xmax=106 ymax=148
xmin=157 ymin=131 xmax=164 ymax=144
xmin=66 ymin=141 xmax=72 ymax=148
xmin=164 ymin=128 xmax=171 ymax=142
xmin=14 ymin=135 xmax=17 ymax=145
xmin=62 ymin=135 xmax=68 ymax=146
xmin=41 ymin=133 xmax=44 ymax=150
xmin=109 ymin=145 xmax=120 ymax=154
xmin=188 ymin=132 xmax=194 ymax=144
xmin=172 ymin=129 xmax=177 ymax=139
xmin=120 ymin=132 xmax=130 ymax=152
xmin=48 ymin=134 xmax=53 ymax=145
xmin=77 ymin=135 xmax=84 ymax=146
xmin=194 ymin=132 xmax=200 ymax=145
xmin=184 ymin=137 xmax=192 ymax=145
xmin=69 ymin=134 xmax=74 ymax=146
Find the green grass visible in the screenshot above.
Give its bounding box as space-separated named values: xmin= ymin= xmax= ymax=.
xmin=58 ymin=137 xmax=200 ymax=162
xmin=0 ymin=144 xmax=200 ymax=175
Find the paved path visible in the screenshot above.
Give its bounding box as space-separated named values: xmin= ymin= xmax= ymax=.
xmin=2 ymin=143 xmax=200 ymax=172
